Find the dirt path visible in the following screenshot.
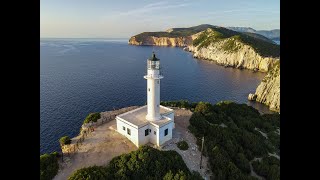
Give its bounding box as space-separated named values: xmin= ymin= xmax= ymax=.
xmin=162 ymin=108 xmax=213 ymax=179
xmin=53 ymin=112 xmax=138 ymax=180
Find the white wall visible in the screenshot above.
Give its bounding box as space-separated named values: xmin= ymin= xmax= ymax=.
xmin=116 ymin=118 xmax=139 ymax=147
xmin=158 ymin=121 xmax=174 ymax=146
xmin=138 ymin=124 xmax=149 ymax=146
xmin=148 ymin=124 xmax=158 ymax=145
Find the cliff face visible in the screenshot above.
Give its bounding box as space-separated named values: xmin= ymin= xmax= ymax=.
xmin=252 ymin=62 xmax=280 ymax=112
xmin=129 ymin=35 xmax=195 ymax=46
xmin=185 ymin=40 xmax=277 ymax=72
xmin=129 ymin=27 xmax=280 ymax=112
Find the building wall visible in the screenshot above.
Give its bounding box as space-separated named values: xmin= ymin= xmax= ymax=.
xmin=137 ymin=124 xmax=159 ymax=146
xmin=158 ymin=121 xmax=174 ymax=146
xmin=116 ymin=118 xmax=139 ymax=147
xmin=137 ymin=124 xmax=149 ymax=146
xmin=148 ymin=124 xmax=158 ymax=145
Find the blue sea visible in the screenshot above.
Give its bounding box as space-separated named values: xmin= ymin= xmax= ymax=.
xmin=40 ymin=38 xmax=271 ymax=154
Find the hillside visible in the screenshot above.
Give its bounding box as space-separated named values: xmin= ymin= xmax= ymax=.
xmin=227 ymin=27 xmax=280 ymax=41
xmin=129 ymin=24 xmax=280 ymax=111
xmin=189 ymin=101 xmax=280 ymax=180
xmin=249 ymin=61 xmax=280 ymax=112
xmin=129 ymin=24 xmax=279 ymax=58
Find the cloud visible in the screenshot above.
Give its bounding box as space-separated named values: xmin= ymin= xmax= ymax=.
xmin=105 ymin=2 xmax=190 ymax=20
xmin=208 ymin=9 xmax=279 ymax=15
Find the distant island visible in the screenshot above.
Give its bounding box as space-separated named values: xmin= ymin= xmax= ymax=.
xmin=226 ymin=27 xmax=280 ymax=41
xmin=128 ymin=24 xmax=280 ymax=112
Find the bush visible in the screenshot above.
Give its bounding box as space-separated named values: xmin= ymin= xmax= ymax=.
xmin=188 ymin=101 xmax=280 ymax=179
xmin=68 ymin=166 xmax=110 ymax=180
xmin=68 ymin=146 xmax=203 ymax=180
xmin=59 ymin=136 xmax=71 ymax=146
xmin=83 ymin=112 xmax=101 ymax=124
xmin=40 ymin=152 xmax=59 ymax=180
xmin=177 ymin=141 xmax=189 ymax=150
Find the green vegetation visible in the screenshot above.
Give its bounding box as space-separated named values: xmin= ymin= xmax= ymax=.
xmin=133 ymin=24 xmax=279 ymax=57
xmin=68 ymin=146 xmax=203 ymax=180
xmin=40 ymin=152 xmax=59 ymax=180
xmin=262 ymin=61 xmax=280 ymax=83
xmin=252 ymin=156 xmax=280 ymax=180
xmin=83 ymin=112 xmax=101 ymax=124
xmin=192 ymin=28 xmax=280 ymax=57
xmin=177 ymin=140 xmax=189 ymax=150
xmin=160 ymin=100 xmax=198 ymax=110
xmin=133 ymin=24 xmax=216 ymax=41
xmin=59 ymin=136 xmax=71 ymax=146
xmin=188 ymin=101 xmax=280 ymax=180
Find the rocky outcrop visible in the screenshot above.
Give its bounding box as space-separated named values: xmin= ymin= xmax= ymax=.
xmin=249 ymin=62 xmax=280 ymax=112
xmin=129 ymin=35 xmax=196 ymax=47
xmin=184 ymin=29 xmax=278 ymax=72
xmin=248 ymin=93 xmax=257 ymax=101
xmin=129 ymin=27 xmax=280 ymax=112
xmin=186 ymin=43 xmax=276 ymax=72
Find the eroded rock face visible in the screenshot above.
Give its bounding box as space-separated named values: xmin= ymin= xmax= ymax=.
xmin=186 ymin=40 xmax=278 ymax=72
xmin=129 ymin=36 xmax=191 ymax=46
xmin=128 ymin=29 xmax=280 ymax=112
xmin=253 ymin=63 xmax=280 ymax=112
xmin=248 ymin=93 xmax=257 ymax=101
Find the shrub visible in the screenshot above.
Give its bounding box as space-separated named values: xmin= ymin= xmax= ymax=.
xmin=83 ymin=112 xmax=101 ymax=124
xmin=68 ymin=146 xmax=203 ymax=180
xmin=68 ymin=166 xmax=109 ymax=180
xmin=40 ymin=152 xmax=59 ymax=180
xmin=59 ymin=136 xmax=71 ymax=146
xmin=177 ymin=140 xmax=189 ymax=150
xmin=188 ymin=101 xmax=280 ymax=179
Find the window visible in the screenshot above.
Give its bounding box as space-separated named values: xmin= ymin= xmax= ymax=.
xmin=127 ymin=128 xmax=131 ymax=135
xmin=145 ymin=129 xmax=149 ymax=136
xmin=154 ymin=131 xmax=156 ymax=135
xmin=149 ymin=129 xmax=151 ymax=132
xmin=148 ymin=88 xmax=150 ymax=91
xmin=123 ymin=126 xmax=125 ymax=131
xmin=157 ymin=80 xmax=159 ymax=84
xmin=164 ymin=129 xmax=168 ymax=136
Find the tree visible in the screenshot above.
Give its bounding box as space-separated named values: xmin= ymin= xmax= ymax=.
xmin=83 ymin=112 xmax=101 ymax=124
xmin=194 ymin=102 xmax=212 ymax=115
xmin=68 ymin=166 xmax=109 ymax=180
xmin=40 ymin=152 xmax=59 ymax=180
xmin=59 ymin=136 xmax=71 ymax=146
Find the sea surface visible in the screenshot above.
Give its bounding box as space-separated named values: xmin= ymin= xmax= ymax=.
xmin=40 ymin=38 xmax=272 ymax=154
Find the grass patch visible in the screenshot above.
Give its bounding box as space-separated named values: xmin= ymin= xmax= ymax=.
xmin=177 ymin=140 xmax=189 ymax=150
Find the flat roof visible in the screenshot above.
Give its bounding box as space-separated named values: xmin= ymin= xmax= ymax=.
xmin=117 ymin=105 xmax=174 ymax=128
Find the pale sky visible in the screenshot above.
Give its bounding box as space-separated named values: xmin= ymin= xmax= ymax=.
xmin=40 ymin=0 xmax=280 ymax=38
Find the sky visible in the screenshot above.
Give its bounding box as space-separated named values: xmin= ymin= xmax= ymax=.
xmin=40 ymin=0 xmax=280 ymax=38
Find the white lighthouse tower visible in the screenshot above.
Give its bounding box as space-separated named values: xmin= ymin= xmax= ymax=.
xmin=144 ymin=52 xmax=163 ymax=121
xmin=116 ymin=52 xmax=174 ymax=147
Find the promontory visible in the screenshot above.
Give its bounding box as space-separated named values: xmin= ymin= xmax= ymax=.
xmin=128 ymin=24 xmax=280 ymax=112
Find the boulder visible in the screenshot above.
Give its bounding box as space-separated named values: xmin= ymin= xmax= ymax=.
xmin=248 ymin=93 xmax=257 ymax=101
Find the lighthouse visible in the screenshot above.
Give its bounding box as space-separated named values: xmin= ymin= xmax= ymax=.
xmin=116 ymin=52 xmax=175 ymax=147
xmin=144 ymin=52 xmax=163 ymax=121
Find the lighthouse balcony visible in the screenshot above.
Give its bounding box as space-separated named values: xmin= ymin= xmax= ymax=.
xmin=144 ymin=74 xmax=164 ymax=79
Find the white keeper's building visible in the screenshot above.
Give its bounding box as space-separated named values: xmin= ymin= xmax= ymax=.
xmin=116 ymin=52 xmax=175 ymax=147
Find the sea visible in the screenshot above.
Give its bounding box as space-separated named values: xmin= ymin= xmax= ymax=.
xmin=40 ymin=38 xmax=274 ymax=154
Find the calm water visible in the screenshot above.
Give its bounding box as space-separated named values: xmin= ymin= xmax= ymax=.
xmin=40 ymin=39 xmax=272 ymax=154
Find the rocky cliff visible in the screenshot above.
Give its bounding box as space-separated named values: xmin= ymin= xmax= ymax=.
xmin=129 ymin=25 xmax=280 ymax=112
xmin=129 ymin=35 xmax=196 ymax=46
xmin=184 ymin=29 xmax=278 ymax=72
xmin=249 ymin=62 xmax=280 ymax=112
